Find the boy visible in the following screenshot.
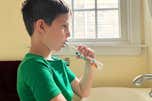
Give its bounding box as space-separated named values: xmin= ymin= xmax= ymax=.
xmin=17 ymin=0 xmax=95 ymax=101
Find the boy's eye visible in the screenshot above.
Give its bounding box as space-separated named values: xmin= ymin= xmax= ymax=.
xmin=62 ymin=25 xmax=68 ymax=28
xmin=63 ymin=25 xmax=66 ymax=28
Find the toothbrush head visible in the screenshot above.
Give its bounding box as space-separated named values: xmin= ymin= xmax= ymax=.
xmin=64 ymin=41 xmax=71 ymax=46
xmin=63 ymin=41 xmax=69 ymax=47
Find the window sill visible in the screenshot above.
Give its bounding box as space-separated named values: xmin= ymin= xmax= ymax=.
xmin=54 ymin=41 xmax=145 ymax=56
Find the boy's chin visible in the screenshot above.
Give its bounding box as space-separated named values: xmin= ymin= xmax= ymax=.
xmin=52 ymin=44 xmax=66 ymax=52
xmin=54 ymin=47 xmax=62 ymax=52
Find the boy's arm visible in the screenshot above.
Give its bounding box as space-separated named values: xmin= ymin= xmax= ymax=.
xmin=50 ymin=94 xmax=66 ymax=101
xmin=71 ymin=61 xmax=95 ymax=98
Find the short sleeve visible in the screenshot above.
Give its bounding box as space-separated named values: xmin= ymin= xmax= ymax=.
xmin=22 ymin=61 xmax=61 ymax=101
xmin=65 ymin=66 xmax=76 ymax=83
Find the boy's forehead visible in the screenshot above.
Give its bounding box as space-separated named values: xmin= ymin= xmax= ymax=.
xmin=55 ymin=13 xmax=71 ymax=23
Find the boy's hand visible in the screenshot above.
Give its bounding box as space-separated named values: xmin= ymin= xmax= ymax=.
xmin=77 ymin=45 xmax=95 ymax=62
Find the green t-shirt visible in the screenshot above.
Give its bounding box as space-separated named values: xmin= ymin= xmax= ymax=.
xmin=17 ymin=53 xmax=76 ymax=101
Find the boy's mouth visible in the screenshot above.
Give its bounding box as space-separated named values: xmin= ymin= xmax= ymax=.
xmin=63 ymin=40 xmax=68 ymax=46
xmin=60 ymin=40 xmax=68 ymax=48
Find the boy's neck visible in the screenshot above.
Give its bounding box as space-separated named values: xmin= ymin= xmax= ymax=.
xmin=29 ymin=38 xmax=53 ymax=59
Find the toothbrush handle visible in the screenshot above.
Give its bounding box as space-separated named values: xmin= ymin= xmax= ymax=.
xmin=65 ymin=43 xmax=103 ymax=69
xmin=75 ymin=52 xmax=95 ymax=62
xmin=75 ymin=52 xmax=101 ymax=69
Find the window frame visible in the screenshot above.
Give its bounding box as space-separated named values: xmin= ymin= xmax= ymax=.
xmin=55 ymin=0 xmax=142 ymax=55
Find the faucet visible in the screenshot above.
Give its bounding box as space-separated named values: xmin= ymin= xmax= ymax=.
xmin=133 ymin=74 xmax=152 ymax=97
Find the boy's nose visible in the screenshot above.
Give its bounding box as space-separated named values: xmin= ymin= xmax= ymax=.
xmin=65 ymin=26 xmax=71 ymax=38
xmin=66 ymin=32 xmax=70 ymax=38
xmin=66 ymin=29 xmax=70 ymax=37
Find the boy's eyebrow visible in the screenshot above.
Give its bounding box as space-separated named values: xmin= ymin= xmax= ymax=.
xmin=65 ymin=23 xmax=70 ymax=26
xmin=63 ymin=21 xmax=69 ymax=24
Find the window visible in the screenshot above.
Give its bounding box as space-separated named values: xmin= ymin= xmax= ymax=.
xmin=70 ymin=0 xmax=120 ymax=39
xmin=56 ymin=0 xmax=142 ymax=55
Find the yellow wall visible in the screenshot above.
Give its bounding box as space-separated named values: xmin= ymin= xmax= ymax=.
xmin=144 ymin=0 xmax=152 ymax=74
xmin=0 ymin=0 xmax=150 ymax=87
xmin=0 ymin=0 xmax=30 ymax=60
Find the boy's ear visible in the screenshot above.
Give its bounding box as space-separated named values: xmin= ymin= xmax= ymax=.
xmin=34 ymin=19 xmax=46 ymax=34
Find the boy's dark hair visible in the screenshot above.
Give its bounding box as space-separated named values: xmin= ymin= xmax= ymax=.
xmin=22 ymin=0 xmax=70 ymax=36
